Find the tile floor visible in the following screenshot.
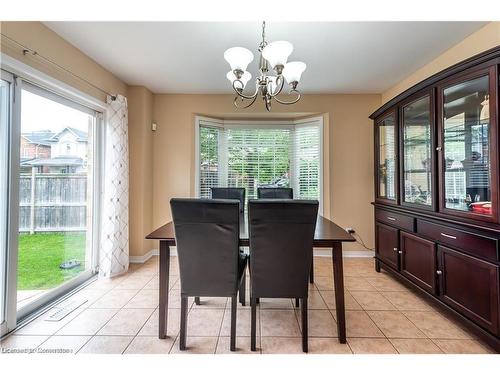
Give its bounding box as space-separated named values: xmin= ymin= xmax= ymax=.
xmin=0 ymin=256 xmax=495 ymax=354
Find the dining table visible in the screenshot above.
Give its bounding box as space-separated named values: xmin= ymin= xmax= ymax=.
xmin=146 ymin=214 xmax=356 ymax=344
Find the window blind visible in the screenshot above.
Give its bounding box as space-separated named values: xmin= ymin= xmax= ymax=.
xmin=199 ymin=123 xmax=221 ymax=199
xmin=292 ymin=123 xmax=321 ymax=200
xmin=198 ymin=119 xmax=321 ymax=206
xmin=226 ymin=127 xmax=291 ymax=200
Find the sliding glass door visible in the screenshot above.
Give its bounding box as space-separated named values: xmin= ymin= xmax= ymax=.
xmin=16 ymin=83 xmax=99 ymax=317
xmin=0 ymin=69 xmax=102 ymax=331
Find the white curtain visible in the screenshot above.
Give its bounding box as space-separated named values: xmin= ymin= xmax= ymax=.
xmin=99 ymin=94 xmax=129 ymax=277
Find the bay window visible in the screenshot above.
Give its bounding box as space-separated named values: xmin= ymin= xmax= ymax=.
xmin=196 ymin=117 xmax=323 ymax=211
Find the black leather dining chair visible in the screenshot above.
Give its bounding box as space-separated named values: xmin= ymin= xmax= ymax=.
xmin=170 ymin=198 xmax=248 ymax=352
xmin=211 ymin=187 xmax=246 ymax=212
xmin=257 ymin=186 xmax=314 ymax=301
xmin=257 ymin=187 xmax=293 ymax=199
xmin=248 ymin=199 xmax=319 ymax=352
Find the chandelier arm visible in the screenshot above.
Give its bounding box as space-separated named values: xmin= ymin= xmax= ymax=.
xmin=232 ymin=80 xmax=259 ymax=100
xmin=233 ymin=94 xmax=258 ymax=109
xmin=274 ymin=89 xmax=302 ymax=105
xmin=268 ymin=75 xmax=285 ymax=97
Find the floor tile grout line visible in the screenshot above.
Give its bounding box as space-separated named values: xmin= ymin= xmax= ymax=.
xmin=81 ymin=260 xmax=162 ymax=354
xmin=361 ymin=305 xmax=396 ymax=350
xmin=13 ymin=282 xmax=112 ymax=338
xmin=51 ymin=300 xmax=122 ymax=337
xmin=78 ymin=261 xmax=156 ymax=353
xmin=258 ymin=301 xmax=262 ymax=353
xmin=363 ymin=307 xmax=431 ymax=346
xmin=120 ymin=305 xmax=157 ymax=354
xmin=213 ymin=297 xmax=229 ymax=354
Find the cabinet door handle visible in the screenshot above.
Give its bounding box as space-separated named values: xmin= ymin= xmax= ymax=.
xmin=436 ymin=146 xmax=442 ymax=151
xmin=387 ymin=216 xmax=396 ymax=221
xmin=398 ymin=250 xmax=402 ymax=254
xmin=436 ymin=270 xmax=443 ymax=275
xmin=393 ymin=247 xmax=398 ymax=252
xmin=440 ymin=232 xmax=457 ymax=240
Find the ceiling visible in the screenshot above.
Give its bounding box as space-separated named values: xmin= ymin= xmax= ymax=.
xmin=44 ymin=21 xmax=487 ymax=94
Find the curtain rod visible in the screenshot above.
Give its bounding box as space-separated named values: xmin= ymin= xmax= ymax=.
xmin=0 ymin=32 xmax=117 ymax=101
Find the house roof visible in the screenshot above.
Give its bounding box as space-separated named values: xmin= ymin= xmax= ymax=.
xmin=21 ymin=130 xmax=55 ymax=146
xmin=21 ymin=127 xmax=88 ymax=145
xmin=50 ymin=127 xmax=88 ymax=142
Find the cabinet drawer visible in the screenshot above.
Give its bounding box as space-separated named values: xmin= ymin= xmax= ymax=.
xmin=375 ymin=209 xmax=414 ymax=231
xmin=417 ymin=219 xmax=498 ymax=261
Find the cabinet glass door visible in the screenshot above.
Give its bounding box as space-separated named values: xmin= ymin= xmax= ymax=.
xmin=441 ymin=72 xmax=495 ymax=218
xmin=377 ymin=113 xmax=397 ymax=202
xmin=402 ymin=95 xmax=433 ymax=207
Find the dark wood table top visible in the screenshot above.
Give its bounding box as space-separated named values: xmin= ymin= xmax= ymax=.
xmin=146 ymin=215 xmax=355 ymax=247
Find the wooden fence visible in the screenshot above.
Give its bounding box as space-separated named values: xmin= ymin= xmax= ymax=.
xmin=19 ymin=172 xmax=88 ymax=233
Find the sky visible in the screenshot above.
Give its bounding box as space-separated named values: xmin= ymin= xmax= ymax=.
xmin=21 ymin=89 xmax=91 ymax=134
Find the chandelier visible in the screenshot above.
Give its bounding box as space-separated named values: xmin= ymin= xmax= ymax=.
xmin=224 ymin=21 xmax=306 ymax=111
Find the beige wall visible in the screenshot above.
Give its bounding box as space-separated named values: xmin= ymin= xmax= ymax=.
xmin=152 ymin=94 xmax=381 ymax=251
xmin=128 ymin=87 xmax=155 ymax=257
xmin=0 ymin=21 xmax=127 ymax=101
xmin=382 ymin=22 xmax=500 ymax=104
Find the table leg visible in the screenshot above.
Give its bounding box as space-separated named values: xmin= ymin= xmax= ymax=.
xmin=309 ymin=254 xmax=314 ymax=284
xmin=332 ymin=241 xmax=346 ymax=343
xmin=158 ymin=240 xmax=170 ymax=339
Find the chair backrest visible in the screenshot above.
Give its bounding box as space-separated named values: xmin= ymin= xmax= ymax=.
xmin=211 ymin=187 xmax=245 ymax=212
xmin=257 ymin=187 xmax=293 ymax=199
xmin=170 ymin=198 xmax=240 ymax=296
xmin=248 ymin=199 xmax=318 ymax=298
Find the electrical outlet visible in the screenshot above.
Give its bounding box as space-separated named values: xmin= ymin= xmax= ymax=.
xmin=346 ymin=227 xmax=355 ymax=234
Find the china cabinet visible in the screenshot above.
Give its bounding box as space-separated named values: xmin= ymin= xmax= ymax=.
xmin=370 ymin=46 xmax=500 ymax=352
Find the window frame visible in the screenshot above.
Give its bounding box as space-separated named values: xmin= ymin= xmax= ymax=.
xmin=0 ymin=70 xmax=15 ymax=336
xmin=194 ymin=115 xmax=324 ymax=215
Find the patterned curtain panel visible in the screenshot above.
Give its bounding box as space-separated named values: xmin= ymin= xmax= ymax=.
xmin=100 ymin=94 xmax=129 ymax=277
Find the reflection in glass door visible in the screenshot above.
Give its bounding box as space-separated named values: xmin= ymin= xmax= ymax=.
xmin=377 ymin=114 xmax=397 ymax=201
xmin=16 ymin=84 xmax=98 ymax=316
xmin=442 ymin=74 xmax=492 ymax=217
xmin=402 ymin=95 xmax=433 ymax=207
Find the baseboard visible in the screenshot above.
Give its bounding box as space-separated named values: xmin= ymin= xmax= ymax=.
xmin=129 ymin=247 xmax=373 ymax=264
xmin=129 ymin=248 xmax=160 ymax=263
xmin=313 ymin=249 xmax=375 ymax=257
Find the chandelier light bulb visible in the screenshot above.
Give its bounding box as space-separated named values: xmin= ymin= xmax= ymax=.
xmin=224 ymin=47 xmax=254 ymax=72
xmin=227 ymin=71 xmax=252 ymax=89
xmin=282 ymin=61 xmax=307 ymax=84
xmin=262 ymin=41 xmax=293 ymax=70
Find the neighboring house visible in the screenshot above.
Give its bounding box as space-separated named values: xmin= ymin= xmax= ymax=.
xmin=49 ymin=127 xmax=88 ymax=159
xmin=20 ymin=127 xmax=88 ymax=173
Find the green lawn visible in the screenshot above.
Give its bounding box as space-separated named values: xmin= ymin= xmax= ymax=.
xmin=18 ymin=232 xmax=86 ymax=290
